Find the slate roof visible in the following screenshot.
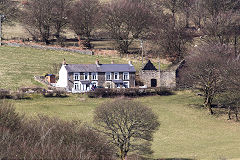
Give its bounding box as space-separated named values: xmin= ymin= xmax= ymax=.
xmin=142 ymin=60 xmax=157 ymax=70
xmin=65 ymin=64 xmax=136 ymax=73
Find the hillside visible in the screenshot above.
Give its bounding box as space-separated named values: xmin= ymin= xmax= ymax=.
xmin=0 ymin=46 xmax=167 ymax=90
xmin=13 ymin=92 xmax=240 ymax=159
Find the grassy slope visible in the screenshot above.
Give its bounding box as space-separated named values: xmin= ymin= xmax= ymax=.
xmin=13 ymin=92 xmax=240 ymax=160
xmin=0 ymin=46 xmax=167 ymax=90
xmin=2 ymin=46 xmax=240 ymax=159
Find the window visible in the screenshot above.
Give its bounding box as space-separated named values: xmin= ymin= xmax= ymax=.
xmin=114 ymin=72 xmax=119 ymax=80
xmin=105 ymin=72 xmax=111 ymax=80
xmin=116 ymin=83 xmax=121 ymax=88
xmin=123 ymin=81 xmax=129 ymax=88
xmin=74 ymin=82 xmax=79 ymax=90
xmin=84 ymin=72 xmax=89 ymax=80
xmin=92 ymin=72 xmax=98 ymax=80
xmin=91 ymin=81 xmax=98 ymax=88
xmin=105 ymin=81 xmax=112 ymax=88
xmin=123 ymin=72 xmax=129 ymax=80
xmin=74 ymin=73 xmax=80 ymax=80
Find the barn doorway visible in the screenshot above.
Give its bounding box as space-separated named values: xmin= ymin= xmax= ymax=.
xmin=151 ymin=79 xmax=157 ymax=87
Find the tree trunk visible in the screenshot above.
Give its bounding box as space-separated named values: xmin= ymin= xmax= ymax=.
xmin=235 ymin=109 xmax=239 ymax=121
xmin=228 ymin=106 xmax=231 ymax=120
xmin=77 ymin=35 xmax=84 ymax=48
xmin=234 ymin=34 xmax=238 ymax=57
xmin=185 ymin=11 xmax=190 ymax=28
xmin=204 ymin=97 xmax=213 ymax=115
xmin=84 ymin=38 xmax=92 ymax=49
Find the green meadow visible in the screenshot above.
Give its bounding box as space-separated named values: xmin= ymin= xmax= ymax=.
xmin=12 ymin=92 xmax=240 ymax=160
xmin=2 ymin=46 xmax=240 ymax=159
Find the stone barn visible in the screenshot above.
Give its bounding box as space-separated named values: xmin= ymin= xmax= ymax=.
xmin=139 ymin=60 xmax=183 ymax=89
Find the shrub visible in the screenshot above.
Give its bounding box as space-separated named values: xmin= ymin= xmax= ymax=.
xmin=156 ymin=87 xmax=174 ymax=96
xmin=0 ymin=89 xmax=11 ymax=99
xmin=0 ymin=103 xmax=115 ymax=159
xmin=43 ymin=89 xmax=67 ymax=98
xmin=0 ymin=101 xmax=23 ymax=132
xmin=19 ymin=87 xmax=45 ymax=94
xmin=11 ymin=91 xmax=26 ymax=100
xmin=88 ymin=88 xmax=173 ymax=98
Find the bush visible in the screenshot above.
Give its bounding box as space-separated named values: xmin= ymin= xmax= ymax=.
xmin=0 ymin=101 xmax=23 ymax=132
xmin=19 ymin=87 xmax=45 ymax=94
xmin=88 ymin=88 xmax=173 ymax=98
xmin=0 ymin=89 xmax=11 ymax=99
xmin=43 ymin=89 xmax=67 ymax=98
xmin=0 ymin=103 xmax=115 ymax=159
xmin=11 ymin=91 xmax=26 ymax=100
xmin=156 ymin=87 xmax=174 ymax=96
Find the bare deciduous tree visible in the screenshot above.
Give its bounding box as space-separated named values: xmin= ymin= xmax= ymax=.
xmin=21 ymin=0 xmax=72 ymax=45
xmin=219 ymin=59 xmax=240 ymax=121
xmin=151 ymin=14 xmax=194 ymax=63
xmin=0 ymin=0 xmax=18 ymax=22
xmin=178 ymin=44 xmax=232 ymax=114
xmin=68 ymin=0 xmax=100 ymax=49
xmin=21 ymin=0 xmax=56 ymax=44
xmin=51 ymin=0 xmax=73 ymax=44
xmin=102 ymin=0 xmax=152 ymax=54
xmin=94 ymin=99 xmax=160 ymax=160
xmin=178 ymin=0 xmax=194 ymax=28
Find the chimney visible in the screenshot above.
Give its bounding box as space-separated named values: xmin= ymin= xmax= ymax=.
xmin=129 ymin=61 xmax=133 ymax=66
xmin=63 ymin=58 xmax=66 ymax=65
xmin=111 ymin=60 xmax=114 ymax=64
xmin=96 ymin=59 xmax=100 ymax=67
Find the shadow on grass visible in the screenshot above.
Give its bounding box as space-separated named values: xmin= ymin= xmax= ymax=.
xmin=157 ymin=159 xmax=194 ymax=160
xmin=43 ymin=95 xmax=69 ymax=98
xmin=129 ymin=155 xmax=194 ymax=160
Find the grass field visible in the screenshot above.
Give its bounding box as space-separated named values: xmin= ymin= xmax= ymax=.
xmin=12 ymin=92 xmax=240 ymax=160
xmin=0 ymin=46 xmax=168 ymax=90
xmin=2 ymin=46 xmax=240 ymax=159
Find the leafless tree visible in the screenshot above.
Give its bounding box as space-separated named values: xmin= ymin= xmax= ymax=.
xmin=21 ymin=0 xmax=56 ymax=44
xmin=0 ymin=0 xmax=18 ymax=22
xmin=102 ymin=0 xmax=152 ymax=54
xmin=68 ymin=0 xmax=100 ymax=49
xmin=178 ymin=0 xmax=195 ymax=28
xmin=21 ymin=0 xmax=72 ymax=45
xmin=196 ymin=0 xmax=240 ymax=56
xmin=151 ymin=13 xmax=194 ymax=63
xmin=161 ymin=0 xmax=180 ymax=27
xmin=190 ymin=0 xmax=206 ymax=29
xmin=219 ymin=59 xmax=240 ymax=121
xmin=51 ymin=0 xmax=73 ymax=43
xmin=94 ymin=99 xmax=160 ymax=160
xmin=178 ymin=43 xmax=232 ymax=115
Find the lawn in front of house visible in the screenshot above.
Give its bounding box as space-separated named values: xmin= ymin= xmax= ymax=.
xmin=13 ymin=91 xmax=240 ymax=160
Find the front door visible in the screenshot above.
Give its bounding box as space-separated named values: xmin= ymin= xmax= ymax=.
xmin=151 ymin=79 xmax=157 ymax=87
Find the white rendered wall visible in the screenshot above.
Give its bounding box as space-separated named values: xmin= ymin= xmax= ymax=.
xmin=56 ymin=65 xmax=68 ymax=88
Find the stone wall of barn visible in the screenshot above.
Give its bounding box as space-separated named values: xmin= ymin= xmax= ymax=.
xmin=139 ymin=70 xmax=177 ymax=89
xmin=139 ymin=70 xmax=161 ymax=87
xmin=160 ymin=71 xmax=176 ymax=89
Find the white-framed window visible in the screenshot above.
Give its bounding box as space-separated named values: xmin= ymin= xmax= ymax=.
xmin=114 ymin=72 xmax=119 ymax=80
xmin=92 ymin=72 xmax=98 ymax=80
xmin=123 ymin=72 xmax=129 ymax=80
xmin=116 ymin=83 xmax=121 ymax=88
xmin=74 ymin=73 xmax=80 ymax=80
xmin=91 ymin=81 xmax=98 ymax=88
xmin=123 ymin=81 xmax=129 ymax=88
xmin=105 ymin=81 xmax=112 ymax=88
xmin=74 ymin=82 xmax=80 ymax=90
xmin=84 ymin=72 xmax=89 ymax=80
xmin=105 ymin=72 xmax=111 ymax=80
